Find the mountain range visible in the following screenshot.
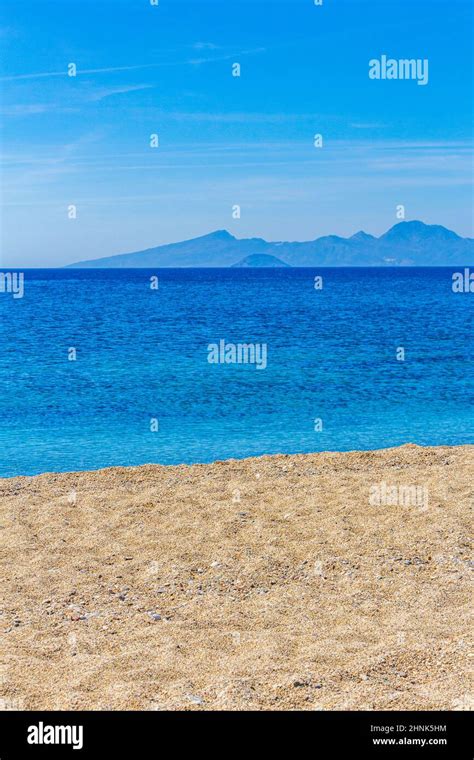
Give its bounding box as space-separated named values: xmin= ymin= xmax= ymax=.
xmin=68 ymin=221 xmax=473 ymax=268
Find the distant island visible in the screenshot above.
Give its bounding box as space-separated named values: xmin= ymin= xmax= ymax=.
xmin=67 ymin=221 xmax=473 ymax=268
xmin=231 ymin=254 xmax=291 ymax=268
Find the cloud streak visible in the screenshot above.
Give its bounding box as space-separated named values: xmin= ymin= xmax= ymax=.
xmin=88 ymin=84 xmax=155 ymax=102
xmin=0 ymin=48 xmax=265 ymax=82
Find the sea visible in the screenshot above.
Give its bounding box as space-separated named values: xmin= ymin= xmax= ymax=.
xmin=0 ymin=267 xmax=472 ymax=477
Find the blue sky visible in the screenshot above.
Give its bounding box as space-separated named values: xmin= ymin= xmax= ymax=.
xmin=0 ymin=0 xmax=472 ymax=266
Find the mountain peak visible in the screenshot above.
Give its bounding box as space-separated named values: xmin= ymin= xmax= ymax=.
xmin=350 ymin=230 xmax=375 ymax=242
xmin=67 ymin=220 xmax=471 ymax=268
xmin=381 ymin=220 xmax=461 ymax=243
xmin=203 ymin=229 xmax=235 ymax=241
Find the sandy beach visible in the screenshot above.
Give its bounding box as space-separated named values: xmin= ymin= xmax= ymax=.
xmin=1 ymin=444 xmax=472 ymax=711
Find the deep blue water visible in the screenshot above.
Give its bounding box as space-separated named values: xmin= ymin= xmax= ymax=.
xmin=0 ymin=267 xmax=472 ymax=477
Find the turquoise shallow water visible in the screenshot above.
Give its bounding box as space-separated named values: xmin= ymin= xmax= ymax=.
xmin=0 ymin=267 xmax=472 ymax=477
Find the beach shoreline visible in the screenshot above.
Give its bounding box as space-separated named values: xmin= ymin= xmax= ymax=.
xmin=1 ymin=444 xmax=472 ymax=711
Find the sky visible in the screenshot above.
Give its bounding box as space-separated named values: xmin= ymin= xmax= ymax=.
xmin=0 ymin=0 xmax=472 ymax=267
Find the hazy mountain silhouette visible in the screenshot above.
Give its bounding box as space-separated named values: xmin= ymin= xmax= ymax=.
xmin=231 ymin=254 xmax=291 ymax=268
xmin=68 ymin=221 xmax=473 ymax=268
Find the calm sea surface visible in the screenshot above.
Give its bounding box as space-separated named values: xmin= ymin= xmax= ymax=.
xmin=0 ymin=267 xmax=472 ymax=477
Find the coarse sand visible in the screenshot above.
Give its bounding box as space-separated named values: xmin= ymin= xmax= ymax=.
xmin=0 ymin=444 xmax=472 ymax=711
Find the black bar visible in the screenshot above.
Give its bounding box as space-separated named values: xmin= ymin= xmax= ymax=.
xmin=0 ymin=710 xmax=470 ymax=757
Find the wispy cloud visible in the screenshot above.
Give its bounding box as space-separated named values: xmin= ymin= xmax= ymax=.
xmin=0 ymin=84 xmax=154 ymax=117
xmin=192 ymin=42 xmax=220 ymax=51
xmin=145 ymin=111 xmax=324 ymax=123
xmin=88 ymin=84 xmax=155 ymax=102
xmin=0 ymin=48 xmax=265 ymax=82
xmin=0 ymin=104 xmax=53 ymax=116
xmin=3 ymin=139 xmax=470 ymax=187
xmin=0 ymin=64 xmax=159 ymax=82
